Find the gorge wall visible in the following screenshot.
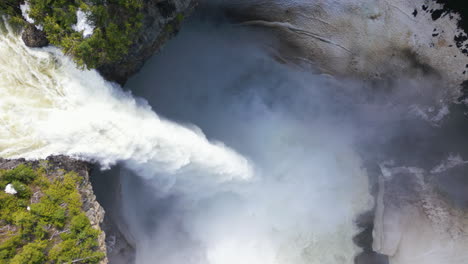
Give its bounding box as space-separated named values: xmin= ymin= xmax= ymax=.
xmin=0 ymin=156 xmax=107 ymax=263
xmin=219 ymin=0 xmax=468 ymax=97
xmin=97 ymin=0 xmax=197 ymax=85
xmin=0 ymin=0 xmax=197 ymax=262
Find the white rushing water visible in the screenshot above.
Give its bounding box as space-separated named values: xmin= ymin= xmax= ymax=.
xmin=0 ymin=22 xmax=252 ymax=186
xmin=0 ymin=20 xmax=373 ymax=264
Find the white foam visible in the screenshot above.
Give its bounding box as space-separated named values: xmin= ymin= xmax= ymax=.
xmin=0 ymin=23 xmax=252 ymax=186
xmin=72 ymin=9 xmax=94 ymax=38
xmin=0 ymin=19 xmax=373 ymax=264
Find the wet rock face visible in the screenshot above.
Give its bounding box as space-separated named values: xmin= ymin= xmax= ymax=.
xmin=221 ymin=0 xmax=468 ymax=98
xmin=90 ymin=166 xmax=136 ymax=264
xmin=98 ymin=0 xmax=196 ymax=85
xmin=353 ymin=211 xmax=389 ymax=264
xmin=21 ymin=24 xmax=48 ymax=48
xmin=372 ymin=162 xmax=468 ymax=264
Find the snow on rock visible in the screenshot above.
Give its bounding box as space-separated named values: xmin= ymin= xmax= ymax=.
xmin=72 ymin=9 xmax=95 ymax=38
xmin=20 ymin=1 xmax=43 ymax=30
xmin=5 ymin=184 xmax=17 ymax=195
xmin=19 ymin=2 xmax=34 ymax=24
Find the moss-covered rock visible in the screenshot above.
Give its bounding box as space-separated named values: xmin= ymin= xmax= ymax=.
xmin=0 ymin=156 xmax=107 ymax=264
xmin=0 ymin=0 xmax=196 ymax=85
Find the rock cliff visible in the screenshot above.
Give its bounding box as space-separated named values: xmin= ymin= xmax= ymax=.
xmin=0 ymin=156 xmax=107 ymax=263
xmin=221 ymin=0 xmax=468 ymax=97
xmin=98 ymin=0 xmax=196 ymax=85
xmin=373 ymin=162 xmax=468 ymax=264
xmin=18 ymin=0 xmax=196 ymax=85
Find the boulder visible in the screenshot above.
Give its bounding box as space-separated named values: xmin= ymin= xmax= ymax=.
xmin=21 ymin=24 xmax=48 ymax=48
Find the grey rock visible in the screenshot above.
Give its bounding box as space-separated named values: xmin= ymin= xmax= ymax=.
xmin=0 ymin=156 xmax=108 ymax=264
xmin=98 ymin=0 xmax=197 ymax=85
xmin=90 ymin=166 xmax=136 ymax=264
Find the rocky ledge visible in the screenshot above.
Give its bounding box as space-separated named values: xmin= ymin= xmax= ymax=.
xmin=20 ymin=0 xmax=196 ymax=86
xmin=97 ymin=0 xmax=197 ymax=85
xmin=21 ymin=24 xmax=48 ymax=48
xmin=0 ymin=156 xmax=107 ymax=263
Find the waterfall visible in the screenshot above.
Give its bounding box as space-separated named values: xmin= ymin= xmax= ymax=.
xmin=0 ymin=20 xmax=373 ymax=264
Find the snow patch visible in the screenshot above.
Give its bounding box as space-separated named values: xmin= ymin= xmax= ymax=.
xmin=20 ymin=1 xmax=43 ymax=30
xmin=72 ymin=9 xmax=94 ymax=38
xmin=5 ymin=184 xmax=17 ymax=195
xmin=20 ymin=2 xmax=34 ymax=24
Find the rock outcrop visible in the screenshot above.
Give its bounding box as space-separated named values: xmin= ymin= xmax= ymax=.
xmin=21 ymin=23 xmax=48 ymax=48
xmin=222 ymin=0 xmax=468 ymax=98
xmin=373 ymin=162 xmax=468 ymax=264
xmin=97 ymin=0 xmax=196 ymax=85
xmin=17 ymin=0 xmax=196 ymax=85
xmin=90 ymin=166 xmax=137 ymax=264
xmin=0 ymin=156 xmax=107 ymax=263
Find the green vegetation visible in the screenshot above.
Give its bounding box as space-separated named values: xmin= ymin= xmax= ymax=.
xmin=0 ymin=1 xmax=21 ymax=17
xmin=0 ymin=0 xmax=143 ymax=69
xmin=0 ymin=164 xmax=104 ymax=264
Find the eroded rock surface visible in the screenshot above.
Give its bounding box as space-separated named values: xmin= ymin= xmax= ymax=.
xmin=373 ymin=163 xmax=468 ymax=264
xmin=222 ymin=0 xmax=468 ymax=98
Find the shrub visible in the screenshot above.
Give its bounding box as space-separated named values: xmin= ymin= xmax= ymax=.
xmin=0 ymin=1 xmax=22 ymax=17
xmin=50 ymin=213 xmax=104 ymax=263
xmin=0 ymin=0 xmax=145 ymax=68
xmin=10 ymin=240 xmax=47 ymax=264
xmin=0 ymin=192 xmax=22 ymax=223
xmin=14 ymin=211 xmax=36 ymax=239
xmin=0 ymin=236 xmax=21 ymax=261
xmin=2 ymin=164 xmax=37 ymax=184
xmin=11 ymin=181 xmax=32 ymax=199
xmin=0 ymin=165 xmax=104 ymax=263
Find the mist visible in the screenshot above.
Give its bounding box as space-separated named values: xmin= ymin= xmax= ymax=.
xmin=122 ymin=21 xmax=374 ymax=262
xmin=108 ymin=11 xmax=461 ymax=263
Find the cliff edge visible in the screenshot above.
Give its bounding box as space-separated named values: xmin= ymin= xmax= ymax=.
xmin=0 ymin=156 xmax=107 ymax=264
